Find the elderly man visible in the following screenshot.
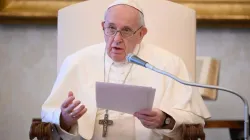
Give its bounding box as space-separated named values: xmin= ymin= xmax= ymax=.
xmin=41 ymin=0 xmax=210 ymax=139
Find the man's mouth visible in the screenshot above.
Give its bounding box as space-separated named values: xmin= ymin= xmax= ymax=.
xmin=113 ymin=47 xmax=123 ymax=50
xmin=111 ymin=47 xmax=124 ymax=53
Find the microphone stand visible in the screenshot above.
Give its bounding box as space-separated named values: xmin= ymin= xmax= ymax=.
xmin=145 ymin=63 xmax=249 ymax=140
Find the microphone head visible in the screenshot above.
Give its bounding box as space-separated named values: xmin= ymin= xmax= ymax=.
xmin=126 ymin=53 xmax=148 ymax=67
xmin=126 ymin=53 xmax=134 ymax=63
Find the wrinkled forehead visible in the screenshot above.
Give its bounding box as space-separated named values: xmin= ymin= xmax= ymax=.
xmin=105 ymin=5 xmax=141 ymax=28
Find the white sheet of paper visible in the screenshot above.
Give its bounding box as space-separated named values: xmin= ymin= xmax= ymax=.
xmin=96 ymin=82 xmax=156 ymax=114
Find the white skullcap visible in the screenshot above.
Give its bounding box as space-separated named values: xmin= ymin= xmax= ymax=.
xmin=107 ymin=0 xmax=143 ymax=15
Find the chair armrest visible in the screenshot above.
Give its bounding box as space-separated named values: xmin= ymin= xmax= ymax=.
xmin=182 ymin=124 xmax=205 ymax=140
xmin=29 ymin=118 xmax=205 ymax=140
xmin=29 ymin=118 xmax=53 ymax=140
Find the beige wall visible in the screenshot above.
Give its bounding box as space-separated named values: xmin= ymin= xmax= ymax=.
xmin=0 ymin=25 xmax=57 ymax=140
xmin=0 ymin=24 xmax=249 ymax=140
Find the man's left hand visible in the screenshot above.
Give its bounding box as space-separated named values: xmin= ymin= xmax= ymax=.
xmin=134 ymin=108 xmax=166 ymax=129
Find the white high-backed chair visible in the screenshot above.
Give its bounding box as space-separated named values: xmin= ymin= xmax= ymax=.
xmin=57 ymin=0 xmax=196 ymax=82
xmin=29 ymin=1 xmax=207 ymax=140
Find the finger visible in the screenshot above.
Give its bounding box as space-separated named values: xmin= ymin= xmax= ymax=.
xmin=74 ymin=108 xmax=87 ymax=119
xmin=141 ymin=120 xmax=156 ymax=128
xmin=136 ymin=109 xmax=157 ymax=117
xmin=143 ymin=123 xmax=154 ymax=129
xmin=61 ymin=96 xmax=75 ymax=108
xmin=70 ymin=105 xmax=85 ymax=116
xmin=65 ymin=100 xmax=81 ymax=113
xmin=68 ymin=91 xmax=74 ymax=97
xmin=135 ymin=113 xmax=154 ymax=122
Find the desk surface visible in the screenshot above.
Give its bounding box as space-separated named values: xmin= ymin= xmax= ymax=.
xmin=205 ymin=120 xmax=244 ymax=128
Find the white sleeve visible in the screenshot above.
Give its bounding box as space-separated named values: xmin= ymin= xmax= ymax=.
xmin=153 ymin=109 xmax=205 ymax=138
xmin=53 ymin=117 xmax=81 ymax=140
xmin=41 ymin=56 xmax=83 ymax=140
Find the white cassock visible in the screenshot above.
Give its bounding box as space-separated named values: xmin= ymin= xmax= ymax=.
xmin=41 ymin=42 xmax=211 ymax=140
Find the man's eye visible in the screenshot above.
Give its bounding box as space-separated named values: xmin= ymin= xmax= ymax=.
xmin=123 ymin=28 xmax=132 ymax=32
xmin=108 ymin=26 xmax=116 ymax=30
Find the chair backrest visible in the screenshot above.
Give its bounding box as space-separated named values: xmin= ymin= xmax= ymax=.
xmin=57 ymin=0 xmax=196 ymax=81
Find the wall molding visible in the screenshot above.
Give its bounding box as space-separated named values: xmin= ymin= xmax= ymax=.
xmin=0 ymin=0 xmax=249 ymax=27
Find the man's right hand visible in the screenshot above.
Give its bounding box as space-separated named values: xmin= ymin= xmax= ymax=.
xmin=60 ymin=91 xmax=87 ymax=132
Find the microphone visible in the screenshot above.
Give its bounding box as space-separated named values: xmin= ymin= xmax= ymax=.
xmin=126 ymin=53 xmax=249 ymax=140
xmin=126 ymin=53 xmax=148 ymax=67
xmin=126 ymin=53 xmax=154 ymax=69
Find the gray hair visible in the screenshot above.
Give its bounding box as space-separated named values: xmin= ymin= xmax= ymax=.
xmin=138 ymin=12 xmax=145 ymax=26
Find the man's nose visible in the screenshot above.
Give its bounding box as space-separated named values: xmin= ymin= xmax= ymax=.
xmin=113 ymin=31 xmax=123 ymax=42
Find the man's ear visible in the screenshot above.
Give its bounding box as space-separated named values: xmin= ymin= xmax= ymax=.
xmin=140 ymin=27 xmax=147 ymax=38
xmin=101 ymin=21 xmax=105 ymax=30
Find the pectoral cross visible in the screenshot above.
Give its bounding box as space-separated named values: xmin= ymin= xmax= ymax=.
xmin=99 ymin=111 xmax=113 ymax=137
